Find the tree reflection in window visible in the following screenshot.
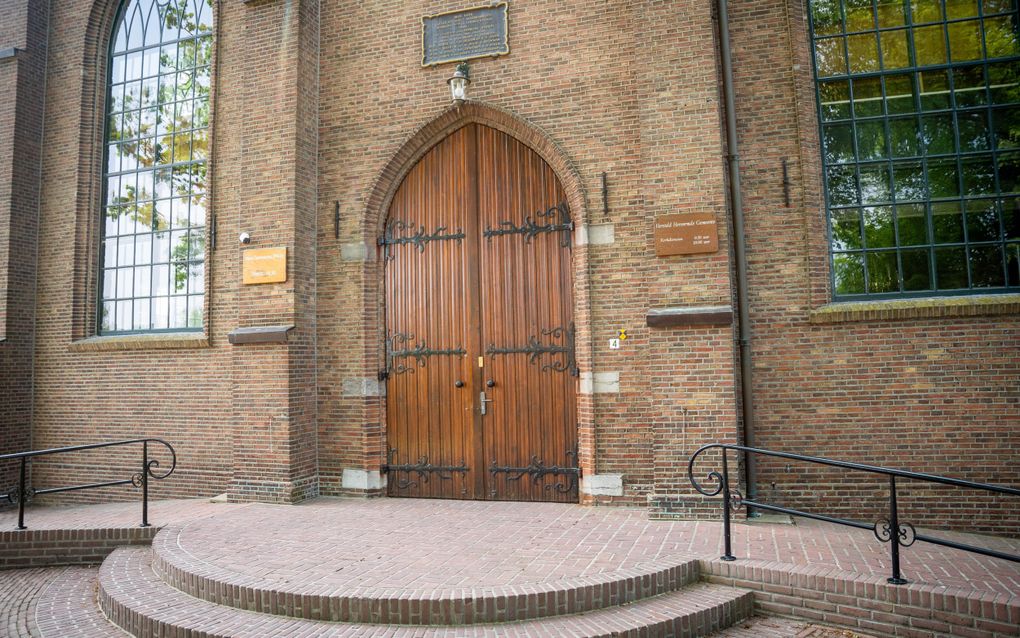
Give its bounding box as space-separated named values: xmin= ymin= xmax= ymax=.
xmin=100 ymin=0 xmax=212 ymax=332
xmin=811 ymin=0 xmax=1020 ymax=297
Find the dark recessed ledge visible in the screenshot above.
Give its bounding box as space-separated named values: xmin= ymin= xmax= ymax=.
xmin=646 ymin=306 xmax=733 ymax=328
xmin=0 ymin=48 xmax=21 ymax=60
xmin=228 ymin=325 xmax=294 ymax=345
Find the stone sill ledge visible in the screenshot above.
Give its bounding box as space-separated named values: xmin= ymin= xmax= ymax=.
xmin=69 ymin=333 xmax=209 ymax=352
xmin=809 ymin=293 xmax=1020 ymax=324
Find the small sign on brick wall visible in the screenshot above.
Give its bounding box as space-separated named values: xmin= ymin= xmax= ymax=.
xmin=242 ymin=247 xmax=287 ymax=284
xmin=654 ymin=213 xmax=719 ymax=256
xmin=422 ymin=3 xmax=510 ymax=67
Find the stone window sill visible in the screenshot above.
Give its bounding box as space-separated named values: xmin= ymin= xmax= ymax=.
xmin=809 ymin=293 xmax=1020 ymax=324
xmin=68 ymin=332 xmax=209 ymax=352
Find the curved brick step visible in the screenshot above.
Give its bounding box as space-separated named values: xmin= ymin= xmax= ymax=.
xmin=99 ymin=546 xmax=754 ymax=638
xmin=151 ymin=525 xmax=702 ymax=625
xmin=2 ymin=566 xmax=129 ymax=637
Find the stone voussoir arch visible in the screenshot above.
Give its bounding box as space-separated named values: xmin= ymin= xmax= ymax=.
xmin=364 ymin=101 xmax=590 ymax=236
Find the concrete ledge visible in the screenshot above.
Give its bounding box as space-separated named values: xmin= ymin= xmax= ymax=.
xmin=810 ymin=293 xmax=1020 ymax=324
xmin=69 ymin=332 xmax=208 ymax=351
xmin=0 ymin=47 xmax=20 ymax=60
xmin=647 ymin=306 xmax=733 ymax=327
xmin=227 ymin=325 xmax=293 ymax=344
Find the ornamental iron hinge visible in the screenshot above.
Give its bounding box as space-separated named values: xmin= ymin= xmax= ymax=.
xmin=386 ymin=332 xmax=467 ymax=375
xmin=485 ymin=323 xmax=578 ymax=376
xmin=378 ymin=219 xmax=465 ymax=260
xmin=483 ymin=202 xmax=573 ymax=247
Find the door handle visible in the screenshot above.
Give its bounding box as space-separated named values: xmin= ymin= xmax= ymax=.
xmin=480 ymin=390 xmax=494 ymax=415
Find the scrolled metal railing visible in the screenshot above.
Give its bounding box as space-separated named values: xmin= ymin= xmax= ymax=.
xmin=688 ymin=443 xmax=1020 ymax=584
xmin=1 ymin=438 xmax=177 ymax=530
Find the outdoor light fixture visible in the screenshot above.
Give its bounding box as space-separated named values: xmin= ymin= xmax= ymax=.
xmin=448 ymin=62 xmax=470 ymax=105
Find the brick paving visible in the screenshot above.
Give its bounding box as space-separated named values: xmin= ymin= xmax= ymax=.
xmin=1 ymin=497 xmax=1017 ymax=637
xmin=146 ymin=498 xmax=1020 ymax=596
xmin=0 ymin=565 xmax=126 ymax=637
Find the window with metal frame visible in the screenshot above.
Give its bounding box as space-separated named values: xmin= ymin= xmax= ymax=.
xmin=99 ymin=0 xmax=213 ymax=333
xmin=810 ymin=0 xmax=1020 ymax=298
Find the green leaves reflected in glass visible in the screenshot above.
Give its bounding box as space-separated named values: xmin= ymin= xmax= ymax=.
xmin=948 ymin=20 xmax=984 ymax=62
xmin=901 ymin=248 xmax=933 ymax=289
xmin=910 ymin=0 xmax=943 ymax=24
xmin=969 ymin=245 xmax=1006 ymax=286
xmin=848 ymin=33 xmax=881 ymax=73
xmin=966 ymin=198 xmax=1002 ymax=241
xmin=864 ymin=206 xmax=896 ymax=246
xmin=914 ymin=25 xmax=947 ymax=66
xmin=919 ymin=70 xmax=951 ymax=110
xmin=922 ymin=113 xmax=955 ymax=154
xmin=820 ymin=80 xmax=852 ymax=120
xmin=853 ymin=77 xmax=884 ymax=116
xmin=816 ymin=37 xmax=848 ymax=77
xmin=953 ymin=65 xmax=987 ymax=107
xmin=860 ymin=163 xmax=893 ymax=203
xmin=813 ymin=0 xmax=844 ymax=35
xmin=828 ymin=165 xmax=861 ymax=205
xmin=932 ymin=201 xmax=965 ymax=242
xmin=856 ymin=120 xmax=888 ymax=159
xmin=834 ymin=253 xmax=867 ymax=294
xmin=867 ymin=251 xmax=900 ymax=292
xmin=890 ymin=118 xmax=921 ymax=156
xmin=1004 ymin=196 xmax=1020 ymax=239
xmin=824 ymin=123 xmax=856 ymax=163
xmin=897 ymin=203 xmax=930 ymax=244
xmin=832 ymin=208 xmax=864 ymax=249
xmin=881 ymin=30 xmax=910 ymax=69
xmin=893 ymin=161 xmax=927 ymax=199
xmin=885 ymin=74 xmax=916 ymax=114
xmin=936 ymin=246 xmax=969 ymax=287
xmin=876 ymin=0 xmax=907 ymax=27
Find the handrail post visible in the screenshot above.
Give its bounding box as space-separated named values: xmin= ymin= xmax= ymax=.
xmin=721 ymin=450 xmax=735 ymax=561
xmin=140 ymin=441 xmax=150 ymax=528
xmin=17 ymin=457 xmax=27 ymax=530
xmin=888 ymin=475 xmax=906 ymax=584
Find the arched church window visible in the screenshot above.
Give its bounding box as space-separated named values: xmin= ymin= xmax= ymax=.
xmin=810 ymin=0 xmax=1019 ymax=298
xmin=99 ymin=0 xmax=213 ymax=333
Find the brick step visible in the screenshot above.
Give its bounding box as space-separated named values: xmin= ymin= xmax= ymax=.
xmin=99 ymin=547 xmax=755 ymax=638
xmin=150 ymin=525 xmax=703 ymax=625
xmin=29 ymin=566 xmax=129 ymax=637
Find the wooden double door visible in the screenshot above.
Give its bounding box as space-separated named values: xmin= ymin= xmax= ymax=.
xmin=383 ymin=124 xmax=578 ymax=502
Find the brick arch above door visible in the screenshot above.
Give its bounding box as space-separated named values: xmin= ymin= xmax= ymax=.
xmin=363 ymin=102 xmax=591 ymax=238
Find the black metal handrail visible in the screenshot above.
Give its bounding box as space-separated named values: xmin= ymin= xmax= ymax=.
xmin=688 ymin=443 xmax=1020 ymax=584
xmin=1 ymin=439 xmax=177 ymax=530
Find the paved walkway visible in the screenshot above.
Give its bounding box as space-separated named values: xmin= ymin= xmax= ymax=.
xmin=1 ymin=497 xmax=1016 ymax=637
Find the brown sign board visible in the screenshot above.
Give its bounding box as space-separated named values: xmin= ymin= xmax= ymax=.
xmin=654 ymin=213 xmax=719 ymax=256
xmin=242 ymin=247 xmax=287 ymax=284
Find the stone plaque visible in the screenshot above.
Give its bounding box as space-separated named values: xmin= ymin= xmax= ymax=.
xmin=242 ymin=247 xmax=287 ymax=284
xmin=422 ymin=3 xmax=509 ymax=67
xmin=654 ymin=213 xmax=719 ymax=256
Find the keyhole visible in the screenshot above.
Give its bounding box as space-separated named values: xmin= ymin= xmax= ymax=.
xmin=486 ymin=379 xmax=495 ymax=388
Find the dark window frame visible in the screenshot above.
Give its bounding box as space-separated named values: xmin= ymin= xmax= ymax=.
xmin=98 ymin=0 xmax=214 ymax=334
xmin=808 ymin=0 xmax=1020 ymax=300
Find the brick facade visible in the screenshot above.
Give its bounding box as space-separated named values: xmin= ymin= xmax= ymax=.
xmin=0 ymin=0 xmax=1016 ymax=533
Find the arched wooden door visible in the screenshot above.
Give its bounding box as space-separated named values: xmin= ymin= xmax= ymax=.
xmin=383 ymin=124 xmax=578 ymax=503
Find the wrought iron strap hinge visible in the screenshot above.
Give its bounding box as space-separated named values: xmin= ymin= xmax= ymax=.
xmin=485 ymin=323 xmax=578 ymax=375
xmin=483 ymin=202 xmax=573 ymax=247
xmin=489 ymin=449 xmax=580 ymax=494
xmin=379 ymin=219 xmax=465 ymax=260
xmin=386 ymin=332 xmax=466 ymax=375
xmin=383 ymin=450 xmax=469 ymax=489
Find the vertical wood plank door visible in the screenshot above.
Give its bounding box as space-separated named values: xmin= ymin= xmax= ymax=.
xmin=384 ymin=124 xmax=578 ymax=502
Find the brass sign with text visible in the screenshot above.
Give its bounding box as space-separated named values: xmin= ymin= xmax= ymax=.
xmin=242 ymin=247 xmax=288 ymax=284
xmin=654 ymin=213 xmax=719 ymax=256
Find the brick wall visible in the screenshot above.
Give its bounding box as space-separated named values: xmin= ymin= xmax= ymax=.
xmin=7 ymin=0 xmax=1017 ymax=534
xmin=0 ymin=0 xmax=48 ymax=497
xmin=728 ymin=0 xmax=1020 ymax=534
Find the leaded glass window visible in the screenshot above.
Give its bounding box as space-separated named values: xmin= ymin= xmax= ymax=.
xmin=810 ymin=0 xmax=1020 ymax=297
xmin=100 ymin=0 xmax=213 ymax=333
